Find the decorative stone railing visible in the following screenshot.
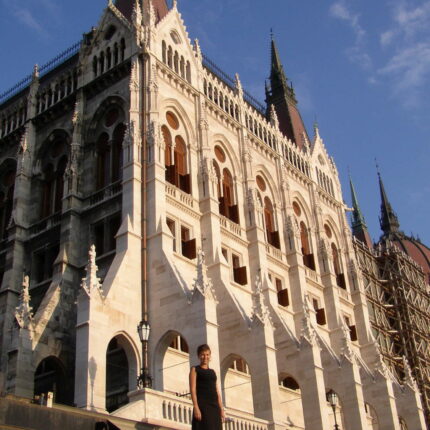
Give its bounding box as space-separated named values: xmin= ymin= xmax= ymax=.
xmin=165 ymin=183 xmax=194 ymax=209
xmin=304 ymin=267 xmax=320 ymax=283
xmin=220 ymin=215 xmax=242 ymax=238
xmin=29 ymin=212 xmax=62 ymax=236
xmin=122 ymin=389 xmax=269 ymax=430
xmin=88 ymin=181 xmax=122 ymax=206
xmin=266 ymin=244 xmax=282 ymax=261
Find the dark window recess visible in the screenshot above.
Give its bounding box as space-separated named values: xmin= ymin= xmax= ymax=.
xmin=108 ymin=215 xmax=121 ymax=252
xmin=233 ymin=266 xmax=247 ymax=285
xmin=336 ymin=273 xmax=346 ymax=289
xmin=303 ymin=253 xmax=316 ymax=270
xmin=166 ymin=218 xmax=176 ymax=251
xmin=281 ymin=377 xmax=300 ymax=391
xmin=221 ymin=248 xmax=228 ymax=262
xmin=268 ymin=230 xmax=280 ymax=249
xmin=94 ymin=222 xmax=105 ymax=256
xmin=349 ymin=325 xmax=358 ymax=341
xmin=277 ymin=289 xmax=289 ymax=307
xmin=316 ymin=308 xmax=326 ymax=325
xmin=165 ymin=165 xmax=191 ymax=194
xmin=33 ymin=245 xmax=59 ymax=284
xmin=218 ymin=197 xmax=239 ymax=224
xmin=182 ymin=238 xmax=196 ymax=260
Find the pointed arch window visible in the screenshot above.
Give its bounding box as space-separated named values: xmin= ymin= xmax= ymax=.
xmin=0 ymin=168 xmax=15 ymax=238
xmin=331 ymin=243 xmax=346 ymax=289
xmin=39 ymin=137 xmax=68 ymax=220
xmin=300 ymin=221 xmax=315 ymax=270
xmin=163 ymin=111 xmax=191 ymax=194
xmin=94 ymin=106 xmax=125 ymax=190
xmin=264 ymin=197 xmax=280 ymax=249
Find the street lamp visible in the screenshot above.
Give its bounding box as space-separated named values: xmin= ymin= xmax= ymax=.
xmin=327 ymin=389 xmax=340 ymax=430
xmin=137 ymin=319 xmax=152 ymax=388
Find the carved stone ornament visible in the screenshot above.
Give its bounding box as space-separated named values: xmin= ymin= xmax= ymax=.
xmin=402 ymin=356 xmax=418 ymax=390
xmin=194 ymin=39 xmax=202 ymax=63
xmin=81 ymin=245 xmax=104 ymax=299
xmin=301 ymin=294 xmax=318 ymax=346
xmin=285 ymin=215 xmax=300 ymax=239
xmin=191 ymin=249 xmax=217 ymax=302
xmin=235 ymin=73 xmax=243 ymax=98
xmin=341 ymin=320 xmax=354 ymax=362
xmin=269 ymin=104 xmax=279 ymax=130
xmin=72 ymin=102 xmax=81 ymax=128
xmin=17 ymin=130 xmax=29 ymax=174
xmin=250 ymin=274 xmax=273 ymax=327
xmin=130 ymin=60 xmax=140 ymax=92
xmin=123 ymin=120 xmax=136 ymax=148
xmin=15 ymin=275 xmax=34 ymax=329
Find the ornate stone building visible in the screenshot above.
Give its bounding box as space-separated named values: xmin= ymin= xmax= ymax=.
xmin=0 ymin=1 xmax=426 ymax=429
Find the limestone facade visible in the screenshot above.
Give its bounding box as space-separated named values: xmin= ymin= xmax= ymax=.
xmin=0 ymin=1 xmax=426 ymax=429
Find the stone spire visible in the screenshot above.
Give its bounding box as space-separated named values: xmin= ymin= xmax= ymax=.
xmin=265 ymin=34 xmax=308 ymax=148
xmin=81 ymin=245 xmax=103 ymax=299
xmin=15 ymin=276 xmax=33 ymax=329
xmin=378 ymin=170 xmax=400 ymax=236
xmin=250 ymin=273 xmax=272 ymax=326
xmin=349 ymin=175 xmax=373 ymax=248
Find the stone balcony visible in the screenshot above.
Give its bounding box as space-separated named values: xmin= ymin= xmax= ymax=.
xmin=114 ymin=388 xmax=270 ymax=430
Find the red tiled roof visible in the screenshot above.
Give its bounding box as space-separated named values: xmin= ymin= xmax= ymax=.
xmin=392 ymin=235 xmax=430 ymax=284
xmin=114 ymin=0 xmax=169 ymax=23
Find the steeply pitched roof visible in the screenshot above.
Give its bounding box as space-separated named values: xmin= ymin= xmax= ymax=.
xmin=115 ymin=0 xmax=169 ymax=22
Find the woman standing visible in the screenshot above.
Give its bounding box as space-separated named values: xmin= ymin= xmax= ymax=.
xmin=189 ymin=344 xmax=225 ymax=430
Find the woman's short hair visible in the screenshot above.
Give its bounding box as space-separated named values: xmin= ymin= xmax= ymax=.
xmin=197 ymin=344 xmax=211 ymax=355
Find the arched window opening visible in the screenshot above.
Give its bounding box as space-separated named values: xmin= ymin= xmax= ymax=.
xmin=331 ymin=243 xmax=346 ymax=288
xmin=173 ymin=51 xmax=179 ymax=73
xmin=264 ymin=197 xmax=280 ymax=249
xmin=54 ymin=157 xmax=67 ymax=213
xmin=169 ymin=335 xmax=189 ymax=354
xmin=41 ymin=164 xmax=54 ymax=219
xmin=113 ymin=43 xmax=119 ymax=65
xmin=106 ymin=338 xmax=129 ymax=413
xmin=34 ymin=357 xmax=71 ymax=405
xmin=0 ymin=169 xmax=15 ymax=238
xmin=162 ymin=41 xmax=167 ymax=63
xmin=112 ymin=123 xmax=125 ymax=182
xmin=186 ymin=61 xmax=191 ymax=83
xmin=96 ymin=133 xmax=110 ymax=190
xmin=300 ymin=221 xmax=315 ymax=270
xmin=120 ymin=38 xmax=126 ymax=62
xmin=167 ymin=46 xmax=173 ymax=68
xmin=99 ymin=52 xmax=105 ymax=75
xmin=163 ymin=112 xmax=191 ymax=194
xmin=106 ymin=47 xmax=112 ymax=70
xmin=224 ymin=356 xmax=253 ymax=413
xmin=280 ymin=376 xmax=300 ymax=391
xmin=219 ymin=168 xmax=239 ymax=224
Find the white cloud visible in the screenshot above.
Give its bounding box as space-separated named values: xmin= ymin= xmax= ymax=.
xmin=13 ymin=8 xmax=47 ymax=36
xmin=329 ymin=1 xmax=371 ymax=69
xmin=376 ymin=1 xmax=430 ymax=107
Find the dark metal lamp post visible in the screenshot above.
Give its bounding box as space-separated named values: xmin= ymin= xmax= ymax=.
xmin=137 ymin=319 xmax=152 ymax=388
xmin=327 ymin=389 xmax=340 ymax=430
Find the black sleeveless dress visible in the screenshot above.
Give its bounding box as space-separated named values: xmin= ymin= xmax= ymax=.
xmin=192 ymin=365 xmax=222 ymax=430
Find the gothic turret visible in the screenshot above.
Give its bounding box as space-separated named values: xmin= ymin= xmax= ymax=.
xmin=265 ymin=35 xmax=308 ymax=148
xmin=350 ymin=176 xmax=373 ymax=248
xmin=378 ymin=171 xmax=400 ymax=237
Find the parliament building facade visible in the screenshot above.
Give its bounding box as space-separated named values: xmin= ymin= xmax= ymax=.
xmin=0 ymin=1 xmax=428 ymax=429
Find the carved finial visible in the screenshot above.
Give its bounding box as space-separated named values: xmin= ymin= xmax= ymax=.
xmin=269 ymin=104 xmax=279 ymax=129
xmin=148 ymin=0 xmax=156 ymax=27
xmin=341 ymin=320 xmax=354 ymax=361
xmin=194 ymin=39 xmax=202 ymax=62
xmin=72 ymin=103 xmax=80 ymax=128
xmin=32 ymin=64 xmax=39 ymax=79
xmin=81 ymin=245 xmax=103 ymax=299
xmin=173 ymin=0 xmax=178 ymax=10
xmin=191 ymin=249 xmax=216 ymax=302
xmin=15 ymin=275 xmax=33 ymax=329
xmin=235 ymin=73 xmax=243 ymax=98
xmin=132 ymin=0 xmax=142 ymax=27
xmin=402 ymin=356 xmax=418 ymax=389
xmin=250 ymin=273 xmax=272 ymax=326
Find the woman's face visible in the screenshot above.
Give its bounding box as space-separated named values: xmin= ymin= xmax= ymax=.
xmin=199 ymin=349 xmax=211 ymax=366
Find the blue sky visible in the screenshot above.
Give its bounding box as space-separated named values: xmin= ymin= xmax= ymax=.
xmin=1 ymin=0 xmax=429 ymax=244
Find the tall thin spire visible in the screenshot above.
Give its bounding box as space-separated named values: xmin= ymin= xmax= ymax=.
xmin=349 ymin=175 xmax=372 ymax=248
xmin=265 ymin=34 xmax=308 ymax=147
xmin=378 ymin=170 xmax=400 ymax=236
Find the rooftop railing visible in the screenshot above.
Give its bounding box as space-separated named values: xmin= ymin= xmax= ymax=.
xmin=202 ymin=54 xmax=266 ymax=115
xmin=0 ymin=41 xmax=80 ymax=105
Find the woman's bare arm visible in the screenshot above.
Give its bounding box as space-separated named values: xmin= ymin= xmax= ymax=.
xmin=189 ymin=367 xmax=202 ymax=421
xmin=216 ymin=379 xmax=225 ymax=421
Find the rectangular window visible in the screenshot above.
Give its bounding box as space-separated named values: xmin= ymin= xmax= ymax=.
xmin=221 ymin=247 xmax=228 ymax=262
xmin=107 ymin=214 xmax=121 ymax=252
xmin=232 ymin=253 xmax=247 ymax=285
xmin=181 ymin=226 xmax=196 ymax=259
xmin=94 ymin=222 xmax=105 ymax=256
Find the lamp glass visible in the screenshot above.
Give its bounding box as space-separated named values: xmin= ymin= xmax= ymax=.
xmin=327 ymin=390 xmax=338 ymax=407
xmin=138 ymin=320 xmax=151 ymax=342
